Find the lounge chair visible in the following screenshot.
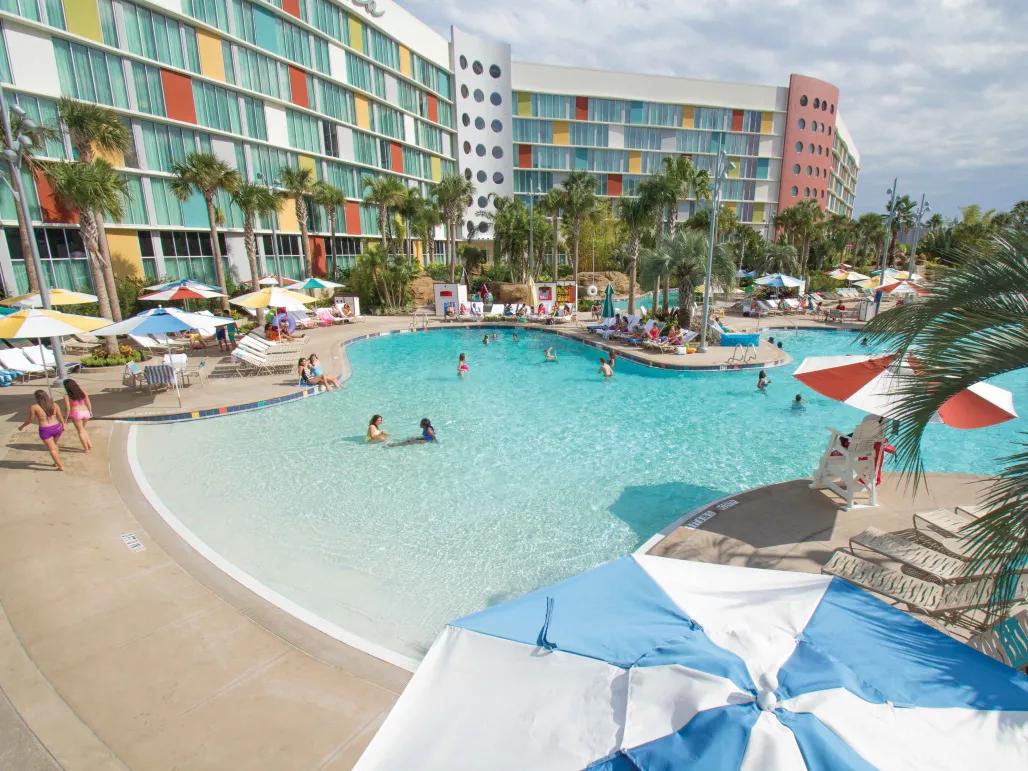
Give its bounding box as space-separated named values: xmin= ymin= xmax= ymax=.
xmin=847 ymin=526 xmax=1023 ymax=582
xmin=314 ymin=308 xmax=338 ymax=326
xmin=123 ymin=360 xmax=144 ymax=390
xmin=487 ymin=304 xmax=503 ymax=316
xmin=969 ymin=608 xmax=1028 ymax=669
xmin=22 ymin=346 xmax=58 ymax=374
xmin=0 ymin=348 xmax=46 ymax=380
xmin=914 ymin=506 xmax=985 ymax=538
xmin=230 ymin=347 xmax=294 ymax=376
xmin=810 ymin=418 xmax=887 ymax=509
xmin=143 ymin=364 xmax=177 ymax=393
xmin=822 ymin=551 xmax=1028 ymax=624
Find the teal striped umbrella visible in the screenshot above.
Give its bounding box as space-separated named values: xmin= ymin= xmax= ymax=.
xmin=601 ymin=282 xmax=616 ymax=318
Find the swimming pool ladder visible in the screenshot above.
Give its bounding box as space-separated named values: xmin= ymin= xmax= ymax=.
xmin=727 ymin=344 xmax=757 ymax=365
xmin=409 ymin=311 xmax=430 ymax=331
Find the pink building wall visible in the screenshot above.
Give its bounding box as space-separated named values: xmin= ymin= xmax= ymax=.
xmin=777 ymin=74 xmax=840 ymax=215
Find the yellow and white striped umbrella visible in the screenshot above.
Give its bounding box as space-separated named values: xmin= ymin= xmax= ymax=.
xmin=0 ymin=308 xmax=111 ymax=339
xmin=1 ymin=288 xmax=98 ymax=307
xmin=230 ymin=286 xmax=317 ymax=310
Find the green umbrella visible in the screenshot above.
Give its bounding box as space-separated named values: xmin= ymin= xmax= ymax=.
xmin=601 ymin=282 xmax=616 ymax=318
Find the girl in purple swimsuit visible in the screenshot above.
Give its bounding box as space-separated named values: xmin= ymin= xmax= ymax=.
xmin=18 ymin=389 xmax=65 ymax=471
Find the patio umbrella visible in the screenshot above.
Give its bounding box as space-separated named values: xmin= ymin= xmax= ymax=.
xmin=144 ymin=277 xmax=220 ymax=292
xmin=601 ymin=281 xmax=616 ymax=319
xmin=138 ymin=284 xmax=227 ymax=302
xmin=735 ymin=269 xmax=755 ymax=279
xmin=754 ymin=273 xmax=803 ymax=288
xmin=794 ymin=353 xmax=1017 ymax=428
xmin=0 ymin=308 xmax=111 ymax=395
xmin=230 ymin=286 xmax=316 ymax=312
xmin=878 ymin=280 xmax=930 ymax=296
xmin=1 ymin=288 xmax=98 ymax=307
xmin=827 ymin=268 xmax=870 ymax=283
xmin=357 ymin=556 xmax=1028 ymax=770
xmin=285 ymin=276 xmax=345 ymax=292
xmin=257 ymin=275 xmax=280 ymax=286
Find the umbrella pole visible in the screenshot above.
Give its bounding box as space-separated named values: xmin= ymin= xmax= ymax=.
xmin=38 ymin=337 xmax=52 ymax=398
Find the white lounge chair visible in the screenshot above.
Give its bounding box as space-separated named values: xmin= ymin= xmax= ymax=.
xmin=0 ymin=348 xmax=46 ymax=379
xmin=810 ymin=416 xmax=887 ymax=509
xmin=487 ymin=304 xmax=503 ymax=316
xmin=22 ymin=346 xmax=58 ymax=373
xmin=848 ymin=527 xmax=1011 ymax=582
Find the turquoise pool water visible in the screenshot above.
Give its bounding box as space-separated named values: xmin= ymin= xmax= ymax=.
xmin=133 ymin=328 xmax=1026 ymax=661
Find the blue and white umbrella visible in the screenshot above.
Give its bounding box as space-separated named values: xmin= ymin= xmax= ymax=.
xmin=755 ymin=272 xmax=803 ymax=288
xmin=357 ymin=556 xmax=1028 ymax=770
xmin=92 ymin=306 xmax=233 ymax=336
xmin=144 ymin=277 xmax=221 ymax=292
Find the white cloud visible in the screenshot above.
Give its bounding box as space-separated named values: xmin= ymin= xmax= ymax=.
xmin=402 ymin=0 xmax=1028 ymax=217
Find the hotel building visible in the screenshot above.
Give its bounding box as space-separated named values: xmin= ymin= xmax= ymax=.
xmin=0 ymin=0 xmax=859 ymax=294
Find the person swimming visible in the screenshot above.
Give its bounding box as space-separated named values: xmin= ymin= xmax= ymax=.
xmin=482 ymin=334 xmax=489 ymax=345
xmin=599 ymin=357 xmax=613 ymax=378
xmin=544 ymin=347 xmax=557 ymax=362
xmin=389 ymin=418 xmax=436 ymax=447
xmin=458 ymin=352 xmax=469 ymax=376
xmin=791 ymin=393 xmax=806 ymax=411
xmin=367 ymin=414 xmax=389 ymax=442
xmin=757 ymin=369 xmax=770 ymax=392
xmin=512 ymin=332 xmax=519 ymax=342
xmin=777 ymin=341 xmax=784 ymax=350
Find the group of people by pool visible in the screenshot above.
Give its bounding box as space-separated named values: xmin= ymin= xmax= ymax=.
xmin=18 ymin=379 xmax=94 ymax=471
xmin=297 ymin=353 xmax=341 ymax=390
xmin=366 ymin=414 xmax=436 ymax=446
xmin=756 ymin=367 xmax=806 ymax=411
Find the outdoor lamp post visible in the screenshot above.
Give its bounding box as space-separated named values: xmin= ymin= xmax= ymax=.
xmin=876 ymin=178 xmax=899 ymax=315
xmin=0 ymin=84 xmax=67 ymax=380
xmin=908 ymin=194 xmax=930 ymax=276
xmin=255 ymin=172 xmax=283 ymax=284
xmin=698 ymin=137 xmax=734 ymax=352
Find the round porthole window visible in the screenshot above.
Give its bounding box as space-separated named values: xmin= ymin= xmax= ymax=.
xmin=473 ymin=89 xmax=484 ymax=103
xmin=800 ymin=95 xmax=808 ymax=106
xmin=464 ymin=169 xmax=472 ymax=180
xmin=491 ymin=146 xmax=503 ymax=159
xmin=493 ymin=172 xmax=504 ymax=184
xmin=489 ymin=64 xmax=501 ymax=79
xmin=475 ymin=144 xmax=486 ymax=157
xmin=798 ymin=118 xmax=806 ymax=130
xmin=461 ymin=113 xmax=470 ymax=127
xmin=475 ymin=117 xmax=485 ymax=129
xmin=459 ymin=55 xmax=467 ymax=70
xmin=477 ymin=196 xmax=488 ymax=208
xmin=460 ymin=85 xmax=469 ymax=98
xmin=478 ymin=221 xmax=489 ymax=233
xmin=490 ymin=92 xmax=502 ymax=106
xmin=472 ymin=61 xmax=483 ymax=75
xmin=491 ymin=119 xmax=503 ymax=133
xmin=476 ymin=170 xmax=487 ymax=182
xmin=792 ymin=163 xmax=800 ymax=174
xmin=790 ymin=185 xmax=798 ymax=196
xmin=462 ymin=141 xmax=471 ymax=154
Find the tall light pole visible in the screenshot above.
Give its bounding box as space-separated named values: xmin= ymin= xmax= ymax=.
xmin=908 ymin=193 xmax=930 ymax=277
xmin=0 ymin=83 xmax=67 ymax=380
xmin=876 ymin=178 xmax=898 ymax=315
xmin=255 ymin=172 xmax=282 ymax=285
xmin=698 ymin=129 xmax=734 ymax=352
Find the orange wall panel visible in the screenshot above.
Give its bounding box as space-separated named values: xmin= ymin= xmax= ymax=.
xmin=731 ymin=109 xmax=743 ymax=131
xmin=575 ymin=96 xmax=588 ymax=120
xmin=390 ymin=142 xmax=403 ymax=173
xmin=427 ymin=94 xmax=438 ymax=124
xmin=310 ymin=236 xmax=326 ymax=276
xmin=607 ymin=174 xmax=622 ymax=197
xmin=288 ymin=65 xmax=309 ymax=108
xmin=518 ymin=144 xmax=532 ymax=168
xmin=160 ymin=70 xmax=196 ymax=124
xmin=33 ymin=168 xmax=77 ymax=224
xmin=344 ymin=201 xmax=361 ymax=235
xmin=282 ymin=0 xmax=301 ymax=17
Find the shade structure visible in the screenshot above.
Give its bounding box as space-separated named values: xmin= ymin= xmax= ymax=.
xmin=878 ymin=280 xmax=930 ymax=296
xmin=139 ymin=285 xmax=226 ymax=302
xmin=601 ymin=282 xmax=616 ymax=319
xmin=257 ymin=275 xmax=280 ymax=286
xmin=0 ymin=288 xmax=99 ymax=307
xmin=230 ymin=286 xmax=316 ymax=311
xmin=92 ymin=306 xmax=233 ymax=336
xmin=793 ymin=353 xmax=1017 ymax=428
xmin=0 ymin=308 xmax=110 ymax=338
xmin=735 ymin=269 xmax=756 ymax=279
xmin=754 ymin=273 xmax=803 ymax=288
xmin=285 ymin=276 xmax=345 ymax=292
xmin=144 ymin=277 xmax=220 ymax=292
xmin=357 ymin=556 xmax=1028 ymax=770
xmin=827 ymin=268 xmax=870 ymax=282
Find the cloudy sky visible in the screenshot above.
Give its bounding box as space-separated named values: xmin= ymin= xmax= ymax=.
xmin=403 ymin=0 xmax=1027 ymax=219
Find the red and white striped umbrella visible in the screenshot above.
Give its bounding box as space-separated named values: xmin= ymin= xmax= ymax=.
xmin=794 ymin=353 xmax=1017 ymax=429
xmin=878 ymin=280 xmax=930 ymax=296
xmin=138 ymin=285 xmax=226 ymax=302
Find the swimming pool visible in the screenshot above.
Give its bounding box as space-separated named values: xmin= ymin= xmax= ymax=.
xmin=131 ymin=327 xmax=1026 ymax=663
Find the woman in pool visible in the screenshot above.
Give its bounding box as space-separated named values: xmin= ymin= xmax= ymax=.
xmin=512 ymin=332 xmax=519 ymax=342
xmin=458 ymin=352 xmax=469 ymax=377
xmin=757 ymin=369 xmax=770 ymax=392
xmin=599 ymin=357 xmax=613 ymax=378
xmin=307 ymin=353 xmax=341 ymax=390
xmin=62 ymin=378 xmax=93 ymax=452
xmin=18 ymin=389 xmax=65 ymax=471
xmin=791 ymin=393 xmax=806 ymax=411
xmin=545 ymin=347 xmax=557 ymax=362
xmin=389 ymin=418 xmax=436 ymax=447
xmin=482 ymin=334 xmax=489 ymax=346
xmin=367 ymin=414 xmax=389 ymax=442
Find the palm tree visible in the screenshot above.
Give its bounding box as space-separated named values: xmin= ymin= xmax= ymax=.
xmin=231 ymin=183 xmax=281 ymax=290
xmin=755 ymin=242 xmax=800 ymax=277
xmin=412 ymin=195 xmax=442 ymax=268
xmin=925 ymin=212 xmax=946 ymax=232
xmin=395 ymin=186 xmax=425 ymax=265
xmin=618 ymin=196 xmax=657 ymax=314
xmin=58 ymin=99 xmax=131 ymax=320
xmin=852 ymin=212 xmax=887 ymax=269
xmin=432 ymin=174 xmax=474 ymax=282
xmin=665 ymin=230 xmax=736 ymax=330
xmin=884 ymin=194 xmax=917 ymax=267
xmin=861 ymin=228 xmax=1028 ymax=621
xmin=2 ymin=110 xmax=59 ymax=292
xmin=170 ymin=153 xmax=240 ymax=310
xmin=774 ymin=200 xmax=823 ymax=281
xmin=278 ymin=166 xmax=317 ymax=277
xmin=559 ymin=171 xmax=596 ymax=294
xmin=362 ymin=174 xmax=407 ymax=254
xmin=312 ymin=181 xmax=347 ymax=279
xmin=538 ymin=188 xmax=565 ymax=280
xmin=480 ymin=196 xmax=530 ymax=281
xmin=639 ymin=244 xmax=672 ymax=317
xmin=43 ymin=160 xmax=128 ymax=354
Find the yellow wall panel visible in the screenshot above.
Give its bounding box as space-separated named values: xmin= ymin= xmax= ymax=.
xmin=682 ymin=106 xmax=694 ymax=128
xmin=196 ymin=29 xmax=225 ymax=82
xmin=298 ymin=154 xmax=317 ymax=175
xmin=278 ymin=198 xmax=300 ymax=232
xmin=107 ymin=229 xmax=143 ymax=279
xmin=752 ymin=203 xmax=765 ymax=223
xmin=517 ymin=92 xmax=532 ymax=117
xmin=64 ymin=0 xmax=102 ymax=42
xmin=728 ymin=158 xmax=740 ymax=178
xmin=760 ymin=112 xmax=773 ymax=133
xmin=398 ymin=44 xmax=412 ymax=76
xmin=629 ymin=151 xmax=642 ymax=174
xmin=430 ymin=156 xmax=441 ymax=181
xmin=552 ymin=121 xmax=569 ymax=145
xmin=92 ymin=143 xmax=123 ymax=167
xmin=354 ymin=95 xmax=370 ymax=129
xmin=348 ymin=17 xmax=364 ymax=53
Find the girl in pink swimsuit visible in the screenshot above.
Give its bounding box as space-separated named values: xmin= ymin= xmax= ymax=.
xmin=63 ymin=378 xmax=93 ymax=452
xmin=18 ymin=389 xmax=65 ymax=471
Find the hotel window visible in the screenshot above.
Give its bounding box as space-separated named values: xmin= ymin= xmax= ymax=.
xmin=398 ymin=80 xmax=426 ymax=117
xmin=374 ymin=104 xmax=404 ymax=140
xmin=359 ymin=203 xmax=380 ymax=235
xmin=322 ymin=122 xmax=339 ymax=158
xmin=241 ymin=95 xmax=267 ymax=140
xmin=353 ymin=130 xmax=378 ymax=166
xmin=512 ymin=118 xmax=552 ymax=144
xmin=120 ymin=1 xmax=201 ymax=73
xmin=625 ymin=127 xmax=663 ymax=151
xmin=318 ymin=80 xmax=356 ymax=123
xmin=676 ymin=130 xmax=711 ymax=154
xmin=415 ymin=121 xmax=444 ymax=153
xmin=53 ymin=40 xmax=130 ymax=109
xmin=131 ymin=62 xmax=166 ymax=116
xmin=694 ymin=107 xmax=732 ymax=130
xmin=306 ymin=0 xmax=347 ymax=43
xmin=640 ymin=152 xmax=669 ymax=174
xmin=367 ymin=27 xmax=400 ymax=71
xmin=260 ymin=235 xmax=304 ymax=281
xmin=640 ymin=102 xmax=682 ymax=127
xmin=743 ymin=111 xmax=762 ymax=132
xmin=531 ymin=94 xmax=571 ymax=119
xmin=531 ymin=146 xmax=570 ymax=169
xmin=183 ymin=0 xmax=229 ymax=30
xmin=286 ymin=109 xmax=321 ymax=153
xmin=109 ymin=174 xmax=147 ymax=225
xmin=346 ymin=51 xmax=375 ymax=94
xmin=140 ymin=120 xmax=212 ymax=172
xmin=193 ymin=81 xmax=242 ymax=133
xmin=4 ymin=226 xmax=91 ymax=294
xmin=249 ymin=144 xmax=297 ymax=184
xmin=436 ymin=101 xmax=453 ymax=128
xmin=159 ymin=231 xmax=229 ymax=285
xmin=8 ymin=95 xmax=66 ymax=159
xmin=323 ymin=162 xmax=359 ymax=197
xmin=569 ymin=122 xmax=608 ymax=147
xmin=588 ymin=98 xmax=627 ymax=123
xmin=235 ymin=45 xmax=289 ymax=100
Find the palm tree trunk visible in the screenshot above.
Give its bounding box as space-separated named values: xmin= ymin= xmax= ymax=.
xmin=328 ymin=211 xmax=338 ymax=279
xmin=244 ymin=216 xmax=260 ymax=291
xmin=627 ymin=233 xmax=639 ymax=315
xmin=573 ymin=223 xmax=581 ymax=306
xmin=205 ymin=197 xmax=231 ymax=312
xmin=297 ymin=198 xmax=311 ymax=277
xmin=379 ymin=205 xmax=388 ymax=251
xmin=677 ymin=278 xmax=693 ymax=330
xmin=80 ymin=212 xmax=117 ymax=355
xmin=12 ymin=176 xmax=39 ymax=292
xmin=653 ymin=274 xmax=660 ymax=316
xmin=95 ymin=217 xmax=122 ymax=321
xmin=662 ymin=272 xmax=670 ymax=314
xmin=551 ymin=215 xmax=559 ymax=281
